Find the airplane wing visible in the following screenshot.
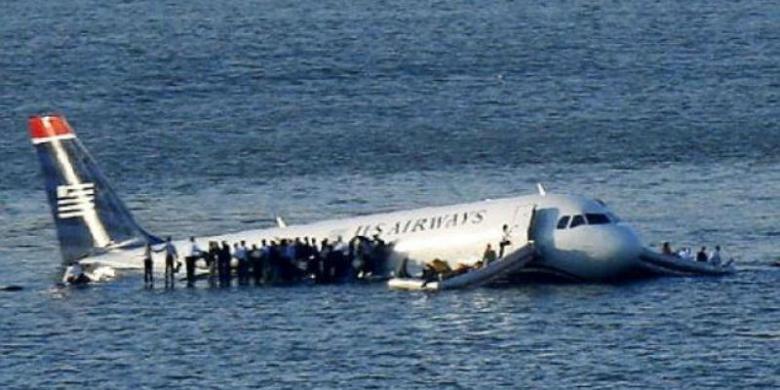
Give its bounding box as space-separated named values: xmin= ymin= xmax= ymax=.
xmin=78 ymin=246 xmax=213 ymax=277
xmin=77 ymin=248 xmax=145 ymax=270
xmin=79 ymin=256 xmax=142 ymax=270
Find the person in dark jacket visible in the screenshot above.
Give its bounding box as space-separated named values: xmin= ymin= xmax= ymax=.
xmin=185 ymin=254 xmax=197 ymax=288
xmin=696 ymin=247 xmax=708 ymax=262
xmin=268 ymin=241 xmax=283 ymax=284
xmin=219 ymin=241 xmax=232 ymax=287
xmin=207 ymin=241 xmax=219 ymax=287
xmin=143 ymin=243 xmax=154 ymax=287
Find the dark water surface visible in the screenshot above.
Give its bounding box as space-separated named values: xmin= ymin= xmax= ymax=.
xmin=1 ymin=1 xmax=778 ymax=388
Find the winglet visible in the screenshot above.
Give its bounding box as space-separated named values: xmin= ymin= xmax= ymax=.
xmin=275 ymin=215 xmax=288 ymax=228
xmin=536 ymin=183 xmax=547 ymax=196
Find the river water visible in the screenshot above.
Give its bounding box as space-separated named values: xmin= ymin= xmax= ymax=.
xmin=1 ymin=0 xmax=778 ymax=388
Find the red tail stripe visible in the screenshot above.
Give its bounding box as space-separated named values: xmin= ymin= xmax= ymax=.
xmin=29 ymin=115 xmax=74 ymax=139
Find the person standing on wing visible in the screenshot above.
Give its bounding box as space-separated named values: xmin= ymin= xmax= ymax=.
xmin=185 ymin=236 xmax=203 ymax=287
xmin=207 ymin=241 xmax=219 ymax=287
xmin=249 ymin=244 xmax=263 ymax=286
xmin=143 ymin=243 xmax=154 ymax=287
xmin=218 ymin=241 xmax=232 ymax=287
xmin=234 ymin=241 xmax=249 ymax=285
xmin=154 ymin=236 xmax=179 ymax=288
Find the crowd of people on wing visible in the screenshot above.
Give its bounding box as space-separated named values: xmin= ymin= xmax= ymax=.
xmin=661 ymin=242 xmax=725 ymax=265
xmin=142 ymin=234 xmax=392 ymax=288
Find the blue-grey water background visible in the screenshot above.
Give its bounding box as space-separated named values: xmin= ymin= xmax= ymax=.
xmin=1 ymin=0 xmax=779 ymax=388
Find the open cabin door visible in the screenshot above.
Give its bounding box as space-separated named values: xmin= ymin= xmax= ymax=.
xmin=505 ymin=204 xmax=538 ymax=251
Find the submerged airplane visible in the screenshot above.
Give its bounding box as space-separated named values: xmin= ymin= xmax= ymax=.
xmin=28 ymin=115 xmax=734 ymax=284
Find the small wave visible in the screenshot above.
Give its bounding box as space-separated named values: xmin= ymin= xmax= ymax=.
xmin=735 ymin=331 xmax=780 ymax=340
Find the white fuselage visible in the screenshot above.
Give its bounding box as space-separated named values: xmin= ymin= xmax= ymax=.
xmin=86 ymin=193 xmax=643 ymax=281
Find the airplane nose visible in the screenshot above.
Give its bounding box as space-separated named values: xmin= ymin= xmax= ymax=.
xmin=582 ymin=225 xmax=642 ymax=267
xmin=607 ymin=226 xmax=642 ymax=262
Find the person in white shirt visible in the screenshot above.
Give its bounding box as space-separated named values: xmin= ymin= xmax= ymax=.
xmin=678 ymin=247 xmax=694 ymax=261
xmin=233 ymin=242 xmax=247 ymax=262
xmin=333 ymin=236 xmax=348 ymax=255
xmin=260 ymin=239 xmax=270 ymax=257
xmin=499 ymin=224 xmax=512 ymax=258
xmin=185 ymin=237 xmax=203 ymax=287
xmin=235 ymin=240 xmax=249 ymax=285
xmin=154 ymin=236 xmax=179 ymax=287
xmin=189 ymin=237 xmax=203 ymax=258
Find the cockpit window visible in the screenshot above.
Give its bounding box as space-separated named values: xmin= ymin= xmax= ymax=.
xmin=607 ymin=212 xmax=621 ymax=223
xmin=586 ymin=213 xmax=611 ymax=225
xmin=570 ymin=215 xmax=586 ymax=228
xmin=556 ymin=216 xmax=570 ymax=229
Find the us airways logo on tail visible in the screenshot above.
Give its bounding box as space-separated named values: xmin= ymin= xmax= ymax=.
xmin=56 ymin=183 xmax=96 ymax=219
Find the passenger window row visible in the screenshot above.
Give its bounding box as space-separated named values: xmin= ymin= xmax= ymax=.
xmin=556 ymin=213 xmax=612 ymax=229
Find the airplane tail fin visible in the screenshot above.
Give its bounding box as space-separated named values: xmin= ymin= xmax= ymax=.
xmin=28 ymin=115 xmax=161 ymax=264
